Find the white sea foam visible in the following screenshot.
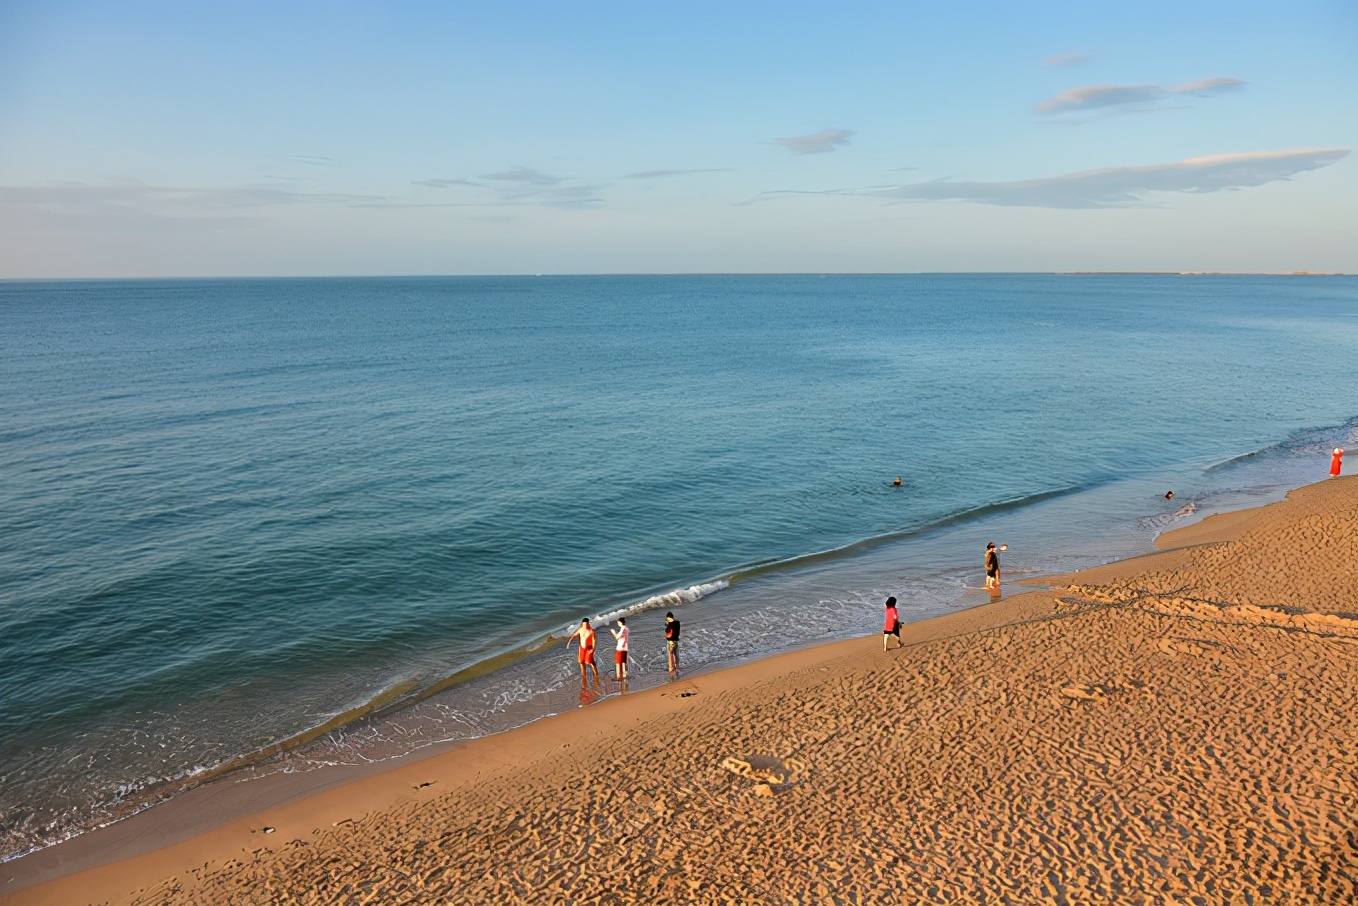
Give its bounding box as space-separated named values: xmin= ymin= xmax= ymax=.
xmin=585 ymin=580 xmax=730 ymax=627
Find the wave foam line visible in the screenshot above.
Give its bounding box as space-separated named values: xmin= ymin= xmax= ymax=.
xmin=592 ymin=581 xmax=729 ymax=625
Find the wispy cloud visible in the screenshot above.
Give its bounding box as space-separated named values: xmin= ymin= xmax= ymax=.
xmin=291 ymin=155 xmax=333 ymax=166
xmin=413 ymin=178 xmax=483 ymax=189
xmin=0 ymin=181 xmax=382 ymax=230
xmin=865 ymin=149 xmax=1349 ymax=209
xmin=479 ymin=166 xmax=567 ymax=186
xmin=412 ymin=166 xmax=605 ymax=210
xmin=623 ymin=168 xmax=734 ymax=179
xmin=1036 ymin=77 xmax=1245 ymax=116
xmin=774 ymin=128 xmax=854 ymax=155
xmin=1 ymin=181 xmax=380 ymax=210
xmin=510 ymin=184 xmax=606 ymax=210
xmin=1044 ymin=52 xmax=1092 ymax=68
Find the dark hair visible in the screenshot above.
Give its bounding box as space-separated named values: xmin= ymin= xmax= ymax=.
xmin=618 ymin=617 xmax=625 ymax=624
xmin=885 ymin=596 xmax=897 ymax=607
xmin=986 ymin=541 xmax=996 ymax=549
xmin=665 ymin=611 xmax=674 ymax=619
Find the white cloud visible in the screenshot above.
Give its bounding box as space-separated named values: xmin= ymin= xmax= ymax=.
xmin=867 ymin=149 xmax=1349 ymax=209
xmin=1036 ymin=77 xmax=1245 ymax=115
xmin=774 ymin=128 xmax=854 ymax=155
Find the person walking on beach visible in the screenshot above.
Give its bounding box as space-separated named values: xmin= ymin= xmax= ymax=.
xmin=566 ymin=618 xmax=599 ymax=685
xmin=610 ymin=617 xmax=630 ymax=681
xmin=985 ymin=542 xmax=1001 ymax=591
xmin=882 ymin=596 xmax=901 ymax=651
xmin=665 ymin=611 xmax=681 ymax=674
xmin=1332 ymin=447 xmax=1344 ymax=478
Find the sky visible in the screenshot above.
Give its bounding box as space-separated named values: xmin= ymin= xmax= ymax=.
xmin=1 ymin=0 xmax=1356 ymax=277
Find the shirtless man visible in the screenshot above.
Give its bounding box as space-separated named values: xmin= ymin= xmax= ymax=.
xmin=566 ymin=618 xmax=600 ymax=685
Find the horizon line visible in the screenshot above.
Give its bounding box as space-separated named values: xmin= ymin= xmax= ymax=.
xmin=2 ymin=270 xmax=1352 ymax=283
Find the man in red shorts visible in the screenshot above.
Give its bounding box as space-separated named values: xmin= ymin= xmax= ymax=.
xmin=610 ymin=617 xmax=630 ymax=681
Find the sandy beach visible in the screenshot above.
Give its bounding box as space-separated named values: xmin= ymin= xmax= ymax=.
xmin=6 ymin=477 xmax=1357 ymax=905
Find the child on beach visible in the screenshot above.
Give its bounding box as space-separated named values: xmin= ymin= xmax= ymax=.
xmin=985 ymin=542 xmax=1001 ymax=591
xmin=566 ymin=618 xmax=599 ymax=685
xmin=883 ymin=596 xmax=900 ymax=650
xmin=610 ymin=617 xmax=630 ymax=681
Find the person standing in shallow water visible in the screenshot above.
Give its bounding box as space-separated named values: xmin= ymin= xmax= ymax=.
xmin=985 ymin=542 xmax=1001 ymax=591
xmin=566 ymin=618 xmax=599 ymax=685
xmin=664 ymin=612 xmax=681 ymax=674
xmin=1332 ymin=448 xmax=1344 ymax=478
xmin=610 ymin=617 xmax=630 ymax=681
xmin=882 ymin=596 xmax=901 ymax=651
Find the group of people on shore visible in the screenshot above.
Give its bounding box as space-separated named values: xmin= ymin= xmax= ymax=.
xmin=565 ymin=611 xmax=681 ymax=685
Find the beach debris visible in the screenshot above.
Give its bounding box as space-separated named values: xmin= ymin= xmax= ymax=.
xmin=262 ymin=826 xmax=275 ymax=834
xmin=720 ymin=755 xmax=807 ymax=796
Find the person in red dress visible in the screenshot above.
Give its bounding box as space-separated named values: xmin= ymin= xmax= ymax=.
xmin=1331 ymin=447 xmax=1344 ymax=478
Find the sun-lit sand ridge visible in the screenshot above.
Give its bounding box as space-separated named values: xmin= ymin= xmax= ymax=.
xmin=7 ymin=478 xmax=1357 ymax=905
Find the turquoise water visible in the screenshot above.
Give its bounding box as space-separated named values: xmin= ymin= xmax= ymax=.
xmin=2 ymin=274 xmax=1355 ymax=858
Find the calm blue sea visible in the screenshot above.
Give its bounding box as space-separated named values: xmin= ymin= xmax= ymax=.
xmin=2 ymin=274 xmax=1356 ymax=860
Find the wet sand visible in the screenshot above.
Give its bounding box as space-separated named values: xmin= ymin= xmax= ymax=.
xmin=6 ymin=477 xmax=1357 ymax=905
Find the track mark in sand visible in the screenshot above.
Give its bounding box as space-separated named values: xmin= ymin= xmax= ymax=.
xmin=1058 ymin=683 xmax=1124 ymax=703
xmin=1156 ymin=636 xmax=1230 ymax=659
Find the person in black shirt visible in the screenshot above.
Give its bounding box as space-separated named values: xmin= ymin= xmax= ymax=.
xmin=665 ymin=611 xmax=681 ymax=674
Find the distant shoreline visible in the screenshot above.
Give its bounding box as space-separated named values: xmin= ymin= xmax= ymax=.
xmin=1055 ymin=270 xmax=1350 ymax=276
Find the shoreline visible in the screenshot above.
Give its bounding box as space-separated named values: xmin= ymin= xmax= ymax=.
xmin=6 ymin=477 xmax=1357 ymax=904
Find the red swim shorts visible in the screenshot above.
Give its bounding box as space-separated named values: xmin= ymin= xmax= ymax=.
xmin=580 ymin=648 xmax=595 ymax=665
xmin=615 ymin=650 xmax=628 ymax=665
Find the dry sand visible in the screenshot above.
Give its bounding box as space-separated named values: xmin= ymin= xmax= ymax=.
xmin=6 ymin=478 xmax=1357 ymax=905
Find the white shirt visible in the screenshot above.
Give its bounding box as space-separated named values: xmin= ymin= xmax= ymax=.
xmin=613 ymin=624 xmax=629 ymax=651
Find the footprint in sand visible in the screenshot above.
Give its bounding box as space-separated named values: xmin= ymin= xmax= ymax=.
xmin=1060 ymin=683 xmax=1117 ymax=703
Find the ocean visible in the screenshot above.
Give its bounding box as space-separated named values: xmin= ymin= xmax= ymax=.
xmin=2 ymin=274 xmax=1355 ymax=860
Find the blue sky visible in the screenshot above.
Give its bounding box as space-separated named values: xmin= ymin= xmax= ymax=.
xmin=1 ymin=0 xmax=1355 ymax=277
